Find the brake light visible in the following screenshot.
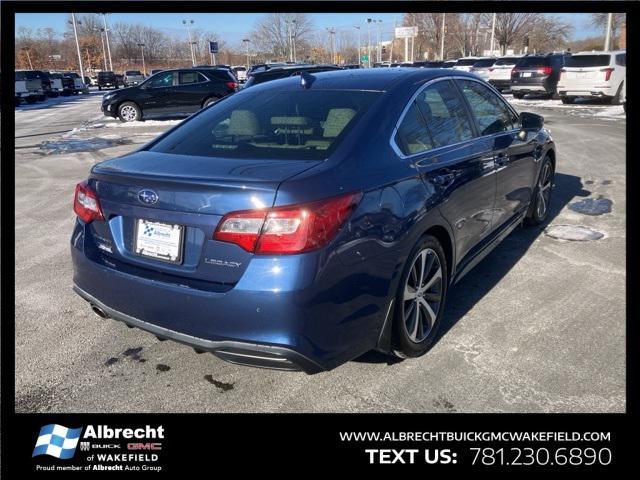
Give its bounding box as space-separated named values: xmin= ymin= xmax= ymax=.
xmin=226 ymin=81 xmax=238 ymax=89
xmin=537 ymin=66 xmax=553 ymax=75
xmin=601 ymin=67 xmax=614 ymax=81
xmin=511 ymin=68 xmax=518 ymax=76
xmin=73 ymin=181 xmax=104 ymax=223
xmin=214 ymin=192 xmax=362 ymax=254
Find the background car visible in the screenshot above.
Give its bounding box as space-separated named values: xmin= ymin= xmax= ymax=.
xmin=97 ymin=71 xmax=119 ymax=90
xmin=487 ymin=56 xmax=522 ymax=91
xmin=231 ymin=66 xmax=247 ymax=82
xmin=557 ymin=50 xmax=625 ymax=105
xmin=452 ymin=57 xmax=479 ymax=72
xmin=150 ymin=69 xmax=164 ymax=75
xmin=243 ymin=64 xmax=342 ymax=88
xmin=442 ymin=60 xmax=457 ymax=68
xmin=101 ymin=67 xmax=238 ymax=122
xmin=47 ymin=72 xmax=66 ymax=96
xmin=62 ymin=71 xmax=88 ymax=94
xmin=15 ymin=70 xmax=44 ymax=104
xmin=469 ymin=58 xmax=497 ymax=81
xmin=123 ymin=70 xmax=145 ymax=86
xmin=510 ymin=53 xmax=570 ymax=99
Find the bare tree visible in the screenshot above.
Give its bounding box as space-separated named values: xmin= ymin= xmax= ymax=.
xmin=494 ymin=13 xmax=541 ymax=54
xmin=250 ymin=13 xmax=314 ymax=61
xmin=590 ymin=13 xmax=626 ymax=47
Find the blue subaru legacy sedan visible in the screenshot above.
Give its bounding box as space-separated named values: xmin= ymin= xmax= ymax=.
xmin=71 ymin=68 xmax=555 ymax=373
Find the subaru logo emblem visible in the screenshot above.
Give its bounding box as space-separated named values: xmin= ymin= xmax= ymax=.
xmin=137 ymin=189 xmax=159 ymax=205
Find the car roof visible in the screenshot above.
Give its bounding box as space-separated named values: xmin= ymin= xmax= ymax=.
xmin=574 ymin=50 xmax=625 ymax=55
xmin=245 ymin=67 xmax=479 ymax=92
xmin=253 ymin=64 xmax=338 ymax=74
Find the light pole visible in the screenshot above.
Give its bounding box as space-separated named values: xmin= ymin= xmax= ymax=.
xmin=292 ymin=19 xmax=297 ymax=62
xmin=354 ymin=26 xmax=361 ymax=66
xmin=21 ymin=47 xmax=33 ymax=70
xmin=326 ymin=27 xmax=336 ymax=64
xmin=440 ymin=13 xmax=446 ymax=61
xmin=99 ymin=28 xmax=108 ymax=70
xmin=375 ymin=20 xmax=382 ymax=63
xmin=182 ymin=19 xmax=196 ymax=66
xmin=366 ymin=18 xmax=372 ymax=67
xmin=490 ymin=13 xmax=496 ymax=56
xmin=604 ymin=13 xmax=613 ymax=50
xmin=138 ymin=43 xmax=146 ymax=75
xmin=102 ymin=13 xmax=113 ymax=71
xmin=70 ymin=13 xmax=85 ymax=80
xmin=242 ymin=38 xmax=250 ymax=67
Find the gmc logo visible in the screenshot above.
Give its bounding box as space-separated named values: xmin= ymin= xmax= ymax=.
xmin=127 ymin=443 xmax=162 ymax=451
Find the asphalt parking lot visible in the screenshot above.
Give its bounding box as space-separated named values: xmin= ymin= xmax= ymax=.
xmin=14 ymin=90 xmax=625 ymax=413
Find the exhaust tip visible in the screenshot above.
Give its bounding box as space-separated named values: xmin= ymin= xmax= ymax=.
xmin=90 ymin=304 xmax=109 ymax=319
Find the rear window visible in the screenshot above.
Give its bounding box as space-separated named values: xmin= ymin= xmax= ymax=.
xmin=564 ymin=55 xmax=611 ymax=68
xmin=516 ymin=57 xmax=551 ymax=68
xmin=473 ymin=59 xmax=496 ymax=68
xmin=233 ymin=67 xmax=246 ymax=72
xmin=16 ymin=71 xmax=41 ymax=80
xmin=126 ymin=70 xmax=142 ymax=75
xmin=203 ymin=69 xmax=236 ymax=82
xmin=149 ymin=90 xmax=381 ymax=161
xmin=456 ymin=58 xmax=478 ymax=66
xmin=494 ymin=57 xmax=520 ymax=66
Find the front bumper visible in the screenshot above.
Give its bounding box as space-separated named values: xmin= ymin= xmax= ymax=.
xmin=102 ymin=101 xmax=118 ymax=118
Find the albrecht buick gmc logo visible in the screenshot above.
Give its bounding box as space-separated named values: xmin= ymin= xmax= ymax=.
xmin=83 ymin=425 xmax=164 ymax=440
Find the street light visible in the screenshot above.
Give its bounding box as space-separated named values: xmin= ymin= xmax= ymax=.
xmin=326 ymin=27 xmax=336 ymax=64
xmin=366 ymin=18 xmax=372 ymax=67
xmin=354 ymin=26 xmax=361 ymax=66
xmin=182 ymin=19 xmax=196 ymax=66
xmin=69 ymin=13 xmax=85 ymax=80
xmin=21 ymin=47 xmax=33 ymax=70
xmin=137 ymin=43 xmax=146 ymax=76
xmin=375 ymin=20 xmax=382 ymax=63
xmin=98 ymin=28 xmax=108 ymax=70
xmin=101 ymin=13 xmax=113 ymax=71
xmin=242 ymin=38 xmax=251 ymax=67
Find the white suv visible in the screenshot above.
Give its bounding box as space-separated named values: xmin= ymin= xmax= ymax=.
xmin=557 ymin=50 xmax=625 ymax=108
xmin=487 ymin=56 xmax=522 ymax=92
xmin=452 ymin=57 xmax=479 ymax=72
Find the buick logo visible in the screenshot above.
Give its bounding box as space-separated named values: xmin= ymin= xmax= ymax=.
xmin=137 ymin=189 xmax=159 ymax=205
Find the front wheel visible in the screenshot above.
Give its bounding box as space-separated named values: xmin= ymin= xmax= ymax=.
xmin=118 ymin=101 xmax=141 ymax=122
xmin=561 ymin=97 xmax=575 ymax=104
xmin=513 ymin=92 xmax=525 ymax=99
xmin=526 ymin=156 xmax=554 ymax=225
xmin=202 ymin=96 xmax=220 ymax=108
xmin=392 ymin=235 xmax=448 ymax=358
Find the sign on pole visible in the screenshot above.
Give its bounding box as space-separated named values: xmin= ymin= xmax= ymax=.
xmin=361 ymin=54 xmax=369 ymax=62
xmin=209 ymin=41 xmax=219 ymax=54
xmin=394 ymin=26 xmax=418 ymax=39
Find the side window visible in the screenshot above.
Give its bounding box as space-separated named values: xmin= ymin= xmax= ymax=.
xmin=414 ymin=80 xmax=474 ymax=147
xmin=179 ymin=71 xmax=205 ymax=85
xmin=149 ymin=71 xmax=174 ymax=88
xmin=394 ymin=103 xmax=434 ymax=155
xmin=616 ymin=54 xmax=626 ymax=66
xmin=456 ymin=79 xmax=517 ymax=135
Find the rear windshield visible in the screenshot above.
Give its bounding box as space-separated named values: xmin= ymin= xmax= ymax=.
xmin=494 ymin=57 xmax=520 ymax=66
xmin=98 ymin=71 xmax=115 ymax=76
xmin=16 ymin=71 xmax=41 ymax=80
xmin=149 ymin=90 xmax=381 ymax=161
xmin=456 ymin=58 xmax=478 ymax=66
xmin=126 ymin=70 xmax=142 ymax=75
xmin=565 ymin=55 xmax=611 ymax=68
xmin=516 ymin=57 xmax=550 ymax=68
xmin=473 ymin=59 xmax=496 ymax=68
xmin=233 ymin=67 xmax=246 ymax=72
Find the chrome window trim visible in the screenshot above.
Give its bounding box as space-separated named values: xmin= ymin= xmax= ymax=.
xmin=390 ymin=75 xmax=521 ymax=161
xmin=178 ymin=70 xmax=210 ymax=86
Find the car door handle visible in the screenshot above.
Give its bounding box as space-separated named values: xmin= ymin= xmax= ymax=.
xmin=495 ymin=154 xmax=510 ymax=167
xmin=432 ymin=172 xmax=456 ymax=187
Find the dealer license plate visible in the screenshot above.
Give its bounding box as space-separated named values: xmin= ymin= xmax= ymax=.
xmin=134 ymin=219 xmax=184 ymax=264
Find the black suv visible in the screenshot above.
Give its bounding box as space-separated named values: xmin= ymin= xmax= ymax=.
xmin=510 ymin=53 xmax=570 ymax=99
xmin=243 ymin=64 xmax=342 ymax=88
xmin=101 ymin=67 xmax=238 ymax=122
xmin=97 ymin=71 xmax=119 ymax=90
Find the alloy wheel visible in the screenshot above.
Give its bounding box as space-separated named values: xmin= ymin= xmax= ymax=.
xmin=536 ymin=162 xmax=552 ymax=219
xmin=120 ymin=105 xmax=137 ymax=122
xmin=402 ymin=248 xmax=443 ymax=343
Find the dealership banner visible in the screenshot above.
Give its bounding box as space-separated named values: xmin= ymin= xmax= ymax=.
xmin=1 ymin=413 xmax=630 ymax=475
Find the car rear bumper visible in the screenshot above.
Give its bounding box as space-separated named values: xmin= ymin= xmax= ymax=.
xmin=557 ymin=85 xmax=616 ymax=97
xmin=510 ymin=84 xmax=549 ymax=93
xmin=488 ymin=79 xmax=512 ymax=89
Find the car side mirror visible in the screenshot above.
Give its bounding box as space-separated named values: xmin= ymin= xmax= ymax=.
xmin=519 ymin=112 xmax=544 ymax=130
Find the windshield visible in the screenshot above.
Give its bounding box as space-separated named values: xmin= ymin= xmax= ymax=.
xmin=456 ymin=58 xmax=478 ymax=66
xmin=516 ymin=57 xmax=550 ymax=68
xmin=565 ymin=55 xmax=611 ymax=68
xmin=149 ymin=89 xmax=382 ymax=161
xmin=126 ymin=71 xmax=142 ymax=75
xmin=473 ymin=59 xmax=495 ymax=68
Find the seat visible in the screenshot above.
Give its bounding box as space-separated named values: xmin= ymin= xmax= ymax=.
xmin=305 ymin=108 xmax=356 ymax=150
xmin=227 ymin=110 xmax=260 ymax=137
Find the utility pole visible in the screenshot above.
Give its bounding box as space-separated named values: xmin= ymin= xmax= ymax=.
xmin=138 ymin=43 xmax=146 ymax=75
xmin=183 ymin=19 xmax=196 ymax=66
xmin=604 ymin=13 xmax=613 ymax=50
xmin=292 ymin=19 xmax=297 ymax=62
xmin=326 ymin=27 xmax=336 ymax=64
xmin=354 ymin=26 xmax=361 ymax=66
xmin=490 ymin=13 xmax=496 ymax=56
xmin=440 ymin=13 xmax=446 ymax=61
xmin=242 ymin=38 xmax=250 ymax=67
xmin=367 ymin=18 xmax=372 ymax=67
xmin=102 ymin=14 xmax=113 ymax=71
xmin=376 ymin=20 xmax=382 ymax=63
xmin=70 ymin=13 xmax=85 ymax=80
xmin=22 ymin=47 xmax=33 ymax=70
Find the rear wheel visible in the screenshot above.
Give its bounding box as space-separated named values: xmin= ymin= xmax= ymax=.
xmin=118 ymin=101 xmax=141 ymax=122
xmin=203 ymin=96 xmax=220 ymax=108
xmin=513 ymin=92 xmax=525 ymax=99
xmin=526 ymin=156 xmax=554 ymax=225
xmin=98 ymin=86 xmax=102 ymax=91
xmin=611 ymin=82 xmax=623 ymax=105
xmin=561 ymin=96 xmax=576 ymax=104
xmin=25 ymin=97 xmax=38 ymax=104
xmin=392 ymin=235 xmax=448 ymax=359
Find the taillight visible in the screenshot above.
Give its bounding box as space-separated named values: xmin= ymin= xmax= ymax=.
xmin=73 ymin=181 xmax=104 ymax=223
xmin=537 ymin=66 xmax=553 ymax=75
xmin=601 ymin=67 xmax=614 ymax=81
xmin=214 ymin=192 xmax=362 ymax=255
xmin=226 ymin=81 xmax=238 ymax=89
xmin=511 ymin=68 xmax=518 ymax=76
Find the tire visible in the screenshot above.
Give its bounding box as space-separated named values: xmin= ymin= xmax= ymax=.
xmin=118 ymin=101 xmax=142 ymax=122
xmin=202 ymin=96 xmax=220 ymax=108
xmin=98 ymin=86 xmax=102 ymax=91
xmin=25 ymin=97 xmax=38 ymax=104
xmin=525 ymin=155 xmax=554 ymax=225
xmin=611 ymin=82 xmax=623 ymax=105
xmin=513 ymin=92 xmax=525 ymax=99
xmin=392 ymin=235 xmax=449 ymax=359
xmin=561 ymin=97 xmax=575 ymax=104
xmin=623 ymin=102 xmax=626 ymax=114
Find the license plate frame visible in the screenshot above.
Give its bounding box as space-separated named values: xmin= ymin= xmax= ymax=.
xmin=134 ymin=219 xmax=185 ymax=264
xmin=521 ymin=72 xmax=532 ymax=78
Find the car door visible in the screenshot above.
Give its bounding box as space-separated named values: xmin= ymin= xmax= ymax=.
xmin=455 ymin=78 xmax=538 ymax=231
xmin=138 ymin=71 xmax=177 ymax=116
xmin=393 ymin=79 xmax=498 ymax=265
xmin=172 ymin=70 xmax=210 ymax=114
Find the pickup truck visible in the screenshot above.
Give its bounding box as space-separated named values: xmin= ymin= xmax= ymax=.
xmin=15 ymin=71 xmax=44 ymax=104
xmin=98 ymin=71 xmax=119 ymax=90
xmin=62 ymin=72 xmax=88 ymax=94
xmin=123 ymin=70 xmax=145 ymax=86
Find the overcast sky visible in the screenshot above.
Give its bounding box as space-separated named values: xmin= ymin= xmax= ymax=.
xmin=15 ymin=12 xmax=601 ymax=49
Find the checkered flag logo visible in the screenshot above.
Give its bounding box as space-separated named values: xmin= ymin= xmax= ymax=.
xmin=32 ymin=424 xmax=83 ymax=459
xmin=144 ymin=225 xmax=155 ymax=236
